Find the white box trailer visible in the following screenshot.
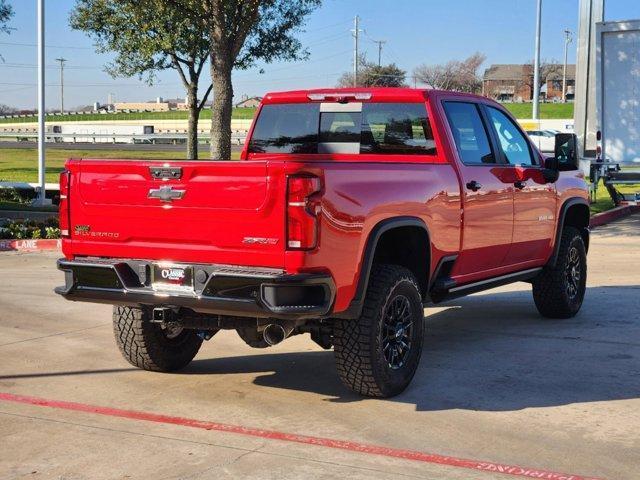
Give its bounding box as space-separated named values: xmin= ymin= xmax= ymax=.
xmin=46 ymin=124 xmax=154 ymax=144
xmin=596 ymin=20 xmax=640 ymax=165
xmin=593 ymin=19 xmax=640 ymax=204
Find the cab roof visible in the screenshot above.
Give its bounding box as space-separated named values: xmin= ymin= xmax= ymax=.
xmin=261 ymin=87 xmax=487 ymax=104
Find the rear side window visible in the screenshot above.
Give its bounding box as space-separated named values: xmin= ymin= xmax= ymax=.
xmin=361 ymin=103 xmax=436 ymax=155
xmin=248 ymin=103 xmax=319 ymax=154
xmin=443 ymin=102 xmax=495 ymax=165
xmin=248 ymin=102 xmax=436 ymax=155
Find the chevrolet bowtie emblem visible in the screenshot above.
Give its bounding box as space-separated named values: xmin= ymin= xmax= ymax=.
xmin=148 ymin=185 xmax=185 ymax=203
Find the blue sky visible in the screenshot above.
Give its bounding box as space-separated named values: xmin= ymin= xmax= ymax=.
xmin=1 ymin=0 xmax=639 ymax=109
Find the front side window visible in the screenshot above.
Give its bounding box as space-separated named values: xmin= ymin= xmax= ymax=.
xmin=443 ymin=102 xmax=495 ymax=165
xmin=487 ymin=107 xmax=535 ymax=166
xmin=248 ymin=102 xmax=436 ymax=156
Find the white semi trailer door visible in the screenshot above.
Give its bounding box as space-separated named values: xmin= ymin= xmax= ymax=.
xmin=597 ymin=20 xmax=640 ymax=164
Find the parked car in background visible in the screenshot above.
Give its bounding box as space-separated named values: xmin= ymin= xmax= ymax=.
xmin=526 ymin=129 xmax=559 ymax=152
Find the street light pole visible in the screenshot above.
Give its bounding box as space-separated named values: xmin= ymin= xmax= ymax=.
xmin=562 ymin=29 xmax=572 ymax=103
xmin=36 ymin=0 xmax=46 ymax=206
xmin=532 ymin=0 xmax=542 ymax=120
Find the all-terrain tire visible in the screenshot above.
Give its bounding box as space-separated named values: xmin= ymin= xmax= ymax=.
xmin=532 ymin=227 xmax=587 ymax=319
xmin=113 ymin=306 xmax=203 ymax=371
xmin=333 ymin=264 xmax=424 ymax=397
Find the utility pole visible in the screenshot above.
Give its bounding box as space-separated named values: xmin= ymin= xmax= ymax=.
xmin=55 ymin=57 xmax=67 ymax=114
xmin=351 ymin=15 xmax=361 ymax=87
xmin=532 ymin=0 xmax=542 ymax=120
xmin=35 ymin=0 xmax=46 ymax=206
xmin=373 ymin=39 xmax=386 ymax=66
xmin=562 ymin=29 xmax=573 ymax=103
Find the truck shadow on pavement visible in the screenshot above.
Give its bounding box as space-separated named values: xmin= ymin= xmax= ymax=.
xmin=1 ymin=286 xmax=637 ymax=412
xmin=186 ymin=285 xmax=640 ymax=411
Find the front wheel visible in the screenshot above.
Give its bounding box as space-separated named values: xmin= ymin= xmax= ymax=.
xmin=532 ymin=227 xmax=587 ymax=319
xmin=333 ymin=264 xmax=424 ymax=397
xmin=113 ymin=306 xmax=203 ymax=372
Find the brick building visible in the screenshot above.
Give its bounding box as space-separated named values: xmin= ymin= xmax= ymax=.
xmin=482 ymin=64 xmax=576 ymax=102
xmin=545 ymin=65 xmax=576 ymax=101
xmin=482 ymin=64 xmax=534 ymax=102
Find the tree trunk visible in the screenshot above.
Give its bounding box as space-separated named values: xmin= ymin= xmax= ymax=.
xmin=210 ymin=54 xmax=233 ymax=160
xmin=186 ymin=85 xmax=199 ymax=160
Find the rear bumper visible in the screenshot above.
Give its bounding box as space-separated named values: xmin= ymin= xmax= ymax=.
xmin=55 ymin=258 xmax=335 ymax=320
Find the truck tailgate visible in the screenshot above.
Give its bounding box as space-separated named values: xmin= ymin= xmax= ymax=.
xmin=65 ymin=159 xmax=286 ymax=268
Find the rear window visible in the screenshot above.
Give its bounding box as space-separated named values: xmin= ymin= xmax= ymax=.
xmin=247 ymin=103 xmax=319 ymax=154
xmin=248 ymin=102 xmax=436 ymax=155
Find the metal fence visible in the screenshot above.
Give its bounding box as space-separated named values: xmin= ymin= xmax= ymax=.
xmin=0 ymin=131 xmax=249 ymax=145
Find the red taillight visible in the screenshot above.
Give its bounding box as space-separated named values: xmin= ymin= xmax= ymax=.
xmin=59 ymin=170 xmax=70 ymax=238
xmin=287 ymin=175 xmax=322 ymax=250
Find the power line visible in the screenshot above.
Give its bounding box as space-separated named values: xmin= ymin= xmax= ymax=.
xmin=0 ymin=62 xmax=104 ymax=70
xmin=0 ymin=41 xmax=94 ymax=50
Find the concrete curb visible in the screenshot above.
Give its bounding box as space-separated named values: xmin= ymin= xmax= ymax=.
xmin=590 ymin=204 xmax=639 ymax=228
xmin=0 ymin=239 xmax=61 ymax=252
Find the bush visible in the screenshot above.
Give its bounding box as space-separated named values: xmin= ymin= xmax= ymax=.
xmin=45 ymin=227 xmax=61 ymax=239
xmin=0 ymin=187 xmax=34 ymax=205
xmin=0 ymin=218 xmax=59 ymax=239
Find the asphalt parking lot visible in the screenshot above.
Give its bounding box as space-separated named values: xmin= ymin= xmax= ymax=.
xmin=0 ymin=215 xmax=638 ymax=480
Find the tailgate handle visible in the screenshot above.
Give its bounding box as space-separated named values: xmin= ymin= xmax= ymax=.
xmin=150 ymin=166 xmax=182 ymax=180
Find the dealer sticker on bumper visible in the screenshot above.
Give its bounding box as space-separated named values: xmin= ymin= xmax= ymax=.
xmin=152 ymin=263 xmax=194 ymax=292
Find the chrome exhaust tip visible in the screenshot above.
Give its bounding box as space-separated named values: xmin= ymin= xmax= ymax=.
xmin=263 ymin=323 xmax=287 ymax=346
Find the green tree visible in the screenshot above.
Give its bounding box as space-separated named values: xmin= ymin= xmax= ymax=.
xmin=0 ymin=0 xmax=14 ymax=63
xmin=337 ymin=57 xmax=407 ymax=88
xmin=170 ymin=0 xmax=321 ymax=160
xmin=0 ymin=0 xmax=12 ymax=34
xmin=70 ymin=1 xmax=212 ymax=159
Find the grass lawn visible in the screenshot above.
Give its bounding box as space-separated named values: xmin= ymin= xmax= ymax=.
xmin=503 ymin=103 xmax=573 ymax=119
xmin=589 ymin=180 xmax=639 ymax=214
xmin=0 ymin=108 xmax=257 ymax=124
xmin=0 ymin=104 xmax=572 ymax=124
xmin=0 ymin=148 xmax=240 ymax=183
xmin=2 ymin=147 xmax=636 ymax=216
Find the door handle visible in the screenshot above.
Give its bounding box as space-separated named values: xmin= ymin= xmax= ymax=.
xmin=514 ymin=181 xmax=526 ymax=190
xmin=466 ymin=180 xmax=482 ymax=192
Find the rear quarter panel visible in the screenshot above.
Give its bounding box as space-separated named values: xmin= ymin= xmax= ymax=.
xmin=284 ymin=161 xmax=461 ymax=312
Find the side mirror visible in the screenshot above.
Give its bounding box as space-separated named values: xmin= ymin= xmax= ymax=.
xmin=543 ymin=157 xmax=560 ymax=183
xmin=554 ymin=133 xmax=579 ymax=171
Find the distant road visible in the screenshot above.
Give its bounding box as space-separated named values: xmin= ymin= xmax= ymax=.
xmin=0 ymin=142 xmax=242 ymax=152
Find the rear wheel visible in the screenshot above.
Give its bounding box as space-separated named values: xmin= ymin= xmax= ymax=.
xmin=113 ymin=306 xmax=203 ymax=371
xmin=333 ymin=264 xmax=424 ymax=397
xmin=532 ymin=227 xmax=587 ymax=318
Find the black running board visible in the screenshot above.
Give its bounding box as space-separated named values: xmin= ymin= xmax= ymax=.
xmin=428 ymin=267 xmax=542 ymax=304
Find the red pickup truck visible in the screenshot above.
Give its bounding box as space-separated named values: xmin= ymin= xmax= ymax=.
xmin=56 ymin=88 xmax=589 ymax=397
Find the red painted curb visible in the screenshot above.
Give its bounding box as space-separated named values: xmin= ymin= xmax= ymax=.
xmin=0 ymin=239 xmax=61 ymax=252
xmin=0 ymin=392 xmax=603 ymax=480
xmin=590 ymin=204 xmax=639 ymax=228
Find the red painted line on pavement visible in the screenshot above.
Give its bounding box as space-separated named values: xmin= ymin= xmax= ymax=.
xmin=0 ymin=392 xmax=603 ymax=480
